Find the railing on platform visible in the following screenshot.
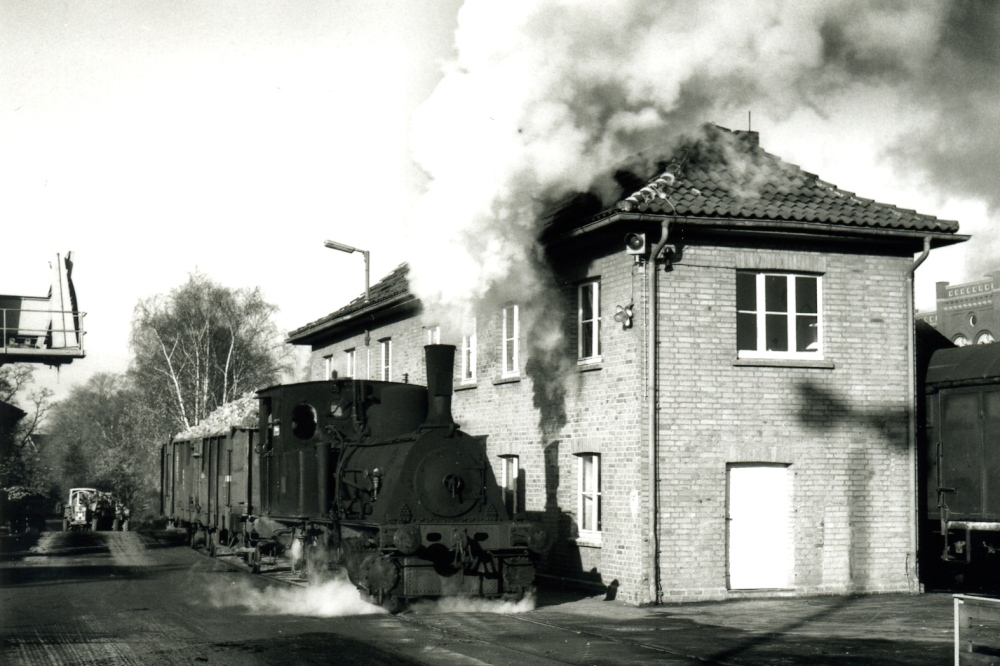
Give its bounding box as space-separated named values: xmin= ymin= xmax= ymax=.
xmin=954 ymin=594 xmax=1000 ymax=665
xmin=1 ymin=307 xmax=86 ymax=362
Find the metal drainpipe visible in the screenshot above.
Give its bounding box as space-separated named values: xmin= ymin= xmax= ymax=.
xmin=906 ymin=236 xmax=931 ymax=593
xmin=647 ymin=217 xmax=673 ymax=605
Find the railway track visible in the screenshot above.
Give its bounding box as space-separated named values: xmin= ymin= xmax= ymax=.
xmin=194 ymin=543 xmax=713 ymax=665
xmin=393 ymin=608 xmax=717 ymax=666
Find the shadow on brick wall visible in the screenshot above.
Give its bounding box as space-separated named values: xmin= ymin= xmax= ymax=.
xmin=794 ymin=380 xmax=911 ymax=590
xmin=526 ymin=438 xmax=605 ymax=592
xmin=522 ymin=253 xmax=607 ymax=592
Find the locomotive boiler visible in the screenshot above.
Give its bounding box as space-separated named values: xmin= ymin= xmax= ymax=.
xmin=164 ymin=345 xmax=546 ymax=608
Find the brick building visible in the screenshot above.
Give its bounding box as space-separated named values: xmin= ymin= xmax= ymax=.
xmin=288 ymin=127 xmax=967 ymax=604
xmin=916 ymin=273 xmax=999 ymax=346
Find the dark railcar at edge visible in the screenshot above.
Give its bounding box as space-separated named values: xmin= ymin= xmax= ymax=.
xmin=922 ymin=342 xmax=1000 ymax=591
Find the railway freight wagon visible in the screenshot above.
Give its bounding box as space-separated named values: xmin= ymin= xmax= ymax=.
xmin=923 ymin=342 xmax=1000 ymax=591
xmin=161 ymin=424 xmax=259 ymax=560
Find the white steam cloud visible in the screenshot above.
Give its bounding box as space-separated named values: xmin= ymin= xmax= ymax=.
xmin=410 ymin=591 xmax=536 ymax=615
xmin=206 ymin=576 xmax=536 ymax=617
xmin=208 ymin=576 xmax=388 ymax=617
xmin=410 ymin=0 xmax=1000 ymax=326
xmin=405 ymin=0 xmax=969 ymax=329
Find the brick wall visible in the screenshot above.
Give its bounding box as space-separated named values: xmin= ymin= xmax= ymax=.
xmin=301 ymin=238 xmax=918 ymax=606
xmin=449 ymin=250 xmax=651 ymax=601
xmin=309 ymin=316 xmax=434 ymax=386
xmin=655 ymin=244 xmax=914 ymax=600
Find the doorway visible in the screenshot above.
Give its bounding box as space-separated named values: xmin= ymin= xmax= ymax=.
xmin=727 ymin=463 xmax=793 ymax=590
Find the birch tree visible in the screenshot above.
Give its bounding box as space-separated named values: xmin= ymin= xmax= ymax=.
xmin=129 ymin=273 xmax=288 ymax=435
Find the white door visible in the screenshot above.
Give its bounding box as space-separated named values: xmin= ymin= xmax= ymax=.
xmin=727 ymin=464 xmax=793 ymax=590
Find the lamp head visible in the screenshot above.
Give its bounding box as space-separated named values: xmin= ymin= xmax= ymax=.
xmin=324 ymin=240 xmax=357 ymax=254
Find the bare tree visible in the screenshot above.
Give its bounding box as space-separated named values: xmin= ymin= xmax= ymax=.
xmin=0 ymin=364 xmax=54 ymax=502
xmin=129 ymin=273 xmax=288 ymax=434
xmin=0 ymin=364 xmax=35 ymax=403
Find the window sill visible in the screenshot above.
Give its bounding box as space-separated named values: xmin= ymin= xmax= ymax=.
xmin=733 ymin=357 xmax=835 ymax=369
xmin=570 ymin=533 xmax=602 ymax=549
xmin=454 ymin=382 xmax=478 ymax=392
xmin=577 ymin=360 xmax=602 ymax=373
xmin=493 ymin=375 xmax=521 ymax=386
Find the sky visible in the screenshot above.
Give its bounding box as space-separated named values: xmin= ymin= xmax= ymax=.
xmin=2 ymin=0 xmax=998 ymax=403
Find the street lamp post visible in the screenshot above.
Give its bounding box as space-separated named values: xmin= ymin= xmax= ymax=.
xmin=324 ymin=240 xmax=370 ymax=303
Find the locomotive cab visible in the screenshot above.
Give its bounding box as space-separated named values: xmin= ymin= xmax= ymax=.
xmin=256 ymin=378 xmax=428 ymax=520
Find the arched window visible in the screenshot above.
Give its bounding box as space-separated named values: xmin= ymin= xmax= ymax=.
xmin=953 ymin=334 xmax=969 ymax=347
xmin=976 ymin=331 xmax=995 ymax=345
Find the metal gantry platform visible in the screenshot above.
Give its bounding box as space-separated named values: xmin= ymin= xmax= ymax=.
xmin=0 ymin=252 xmax=85 ymax=367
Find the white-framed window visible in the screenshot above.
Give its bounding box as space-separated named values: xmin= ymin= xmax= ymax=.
xmin=461 ymin=318 xmax=477 ymax=383
xmin=736 ymin=272 xmax=822 ymax=359
xmin=576 ymin=453 xmax=601 ymax=544
xmin=578 ymin=280 xmax=601 ymax=362
xmin=344 ymin=348 xmax=356 ymax=378
xmin=379 ymin=338 xmax=391 ymax=381
xmin=426 ymin=325 xmax=441 ymax=345
xmin=500 ymin=454 xmax=519 ymax=515
xmin=502 ymin=305 xmax=519 ymax=376
xmin=323 ymin=354 xmax=333 ymax=380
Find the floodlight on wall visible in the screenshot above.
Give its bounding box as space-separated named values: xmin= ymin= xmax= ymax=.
xmin=624 ymin=233 xmax=647 ymax=255
xmin=324 ymin=239 xmax=370 ymax=303
xmin=614 ymin=303 xmax=634 ymax=330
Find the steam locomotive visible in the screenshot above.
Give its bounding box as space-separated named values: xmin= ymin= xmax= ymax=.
xmin=161 ymin=345 xmax=547 ymax=608
xmin=922 ymin=341 xmax=1000 ymax=592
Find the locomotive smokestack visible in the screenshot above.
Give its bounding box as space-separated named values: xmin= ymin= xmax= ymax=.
xmin=423 ymin=344 xmax=456 ymax=428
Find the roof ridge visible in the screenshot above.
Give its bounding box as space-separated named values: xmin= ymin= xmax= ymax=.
xmin=593 ymin=124 xmax=960 ymax=234
xmin=287 ymin=262 xmax=413 ymax=339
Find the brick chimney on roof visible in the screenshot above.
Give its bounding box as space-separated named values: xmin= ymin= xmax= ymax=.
xmin=734 ymin=130 xmax=759 ymax=148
